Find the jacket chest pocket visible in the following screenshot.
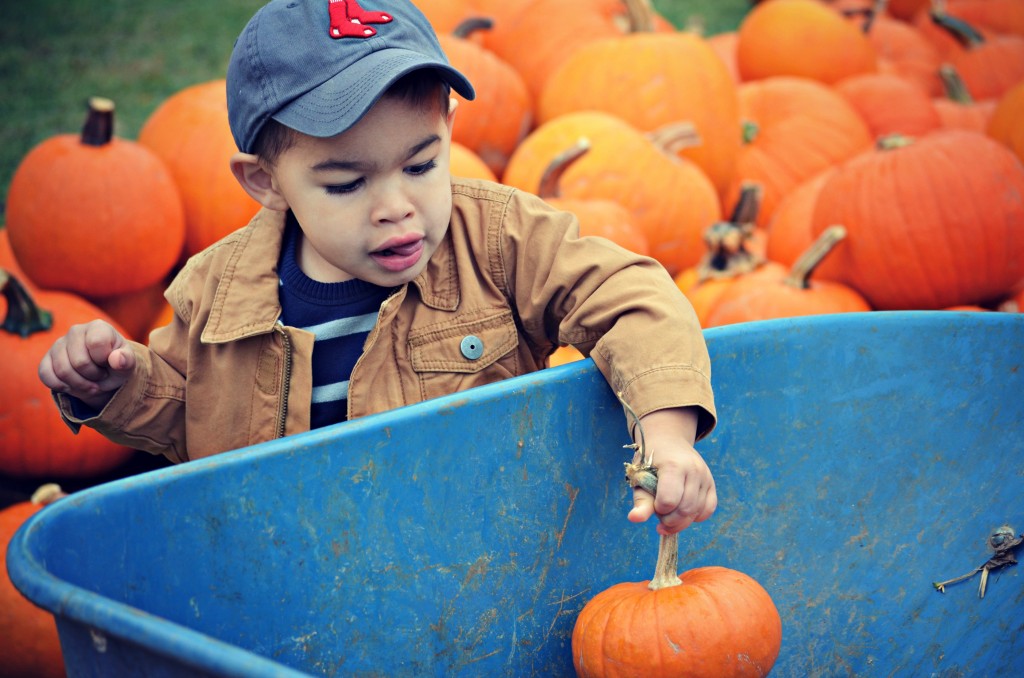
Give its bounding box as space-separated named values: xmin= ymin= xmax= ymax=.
xmin=409 ymin=310 xmax=520 ymax=400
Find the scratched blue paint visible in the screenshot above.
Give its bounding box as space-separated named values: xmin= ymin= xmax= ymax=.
xmin=7 ymin=311 xmax=1024 ymax=677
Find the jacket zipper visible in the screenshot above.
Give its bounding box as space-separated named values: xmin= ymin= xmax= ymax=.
xmin=275 ymin=324 xmax=293 ymax=439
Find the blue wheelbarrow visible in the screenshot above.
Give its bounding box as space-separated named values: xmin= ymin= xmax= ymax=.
xmin=7 ymin=311 xmax=1024 ymax=676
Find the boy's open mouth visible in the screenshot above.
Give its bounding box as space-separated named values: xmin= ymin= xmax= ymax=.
xmin=370 ymin=238 xmax=424 ymax=272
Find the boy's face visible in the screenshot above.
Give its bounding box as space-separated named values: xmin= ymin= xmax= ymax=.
xmin=267 ymin=94 xmax=457 ymax=286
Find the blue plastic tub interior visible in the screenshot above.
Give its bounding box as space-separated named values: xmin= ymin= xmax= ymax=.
xmin=8 ymin=311 xmax=1024 ymax=677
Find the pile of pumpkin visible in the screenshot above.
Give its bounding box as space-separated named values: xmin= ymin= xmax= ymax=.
xmin=2 ymin=0 xmax=1024 ymax=673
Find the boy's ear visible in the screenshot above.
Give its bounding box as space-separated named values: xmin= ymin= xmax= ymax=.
xmin=446 ymin=96 xmax=458 ymax=133
xmin=230 ymin=153 xmax=289 ymax=212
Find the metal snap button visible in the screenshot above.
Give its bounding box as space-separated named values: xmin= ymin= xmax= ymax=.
xmin=460 ymin=335 xmax=484 ymax=360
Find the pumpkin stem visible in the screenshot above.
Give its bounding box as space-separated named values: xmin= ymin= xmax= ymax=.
xmin=0 ymin=268 xmax=53 ymax=338
xmin=877 ymin=134 xmax=916 ymax=150
xmin=695 ymin=183 xmax=765 ymax=283
xmin=929 ymin=7 xmax=985 ymax=48
xmin=451 ymin=16 xmax=494 ymax=39
xmin=841 ymin=0 xmax=887 ymax=33
xmin=622 ymin=0 xmax=656 ymax=33
xmin=646 ymin=122 xmax=702 ymax=157
xmin=81 ymin=97 xmax=116 ymax=147
xmin=649 ymin=532 xmax=683 ymax=590
xmin=615 ymin=391 xmax=684 ymax=591
xmin=938 ymin=63 xmax=975 ymax=103
xmin=741 ymin=120 xmax=759 ymax=145
xmin=30 ymin=484 xmax=67 ymax=506
xmin=538 ymin=139 xmax=590 ymax=200
xmin=783 ymin=225 xmax=847 ymax=290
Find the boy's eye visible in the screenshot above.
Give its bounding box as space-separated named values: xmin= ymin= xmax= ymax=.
xmin=324 ymin=178 xmax=363 ymax=195
xmin=407 ymin=159 xmax=437 ymax=176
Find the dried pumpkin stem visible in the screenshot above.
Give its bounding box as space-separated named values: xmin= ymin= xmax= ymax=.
xmin=0 ymin=268 xmax=53 ymax=338
xmin=615 ymin=391 xmax=684 ymax=590
xmin=451 ymin=16 xmax=494 ymax=39
xmin=623 ymin=0 xmax=656 ymax=33
xmin=538 ymin=139 xmax=591 ymax=199
xmin=649 ymin=532 xmax=682 ymax=590
xmin=939 ymin=64 xmax=974 ymax=104
xmin=81 ymin=97 xmax=115 ymax=147
xmin=646 ymin=122 xmax=702 ymax=156
xmin=929 ymin=6 xmax=985 ymax=47
xmin=783 ymin=225 xmax=847 ymax=290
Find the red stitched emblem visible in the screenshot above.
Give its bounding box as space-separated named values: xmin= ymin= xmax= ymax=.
xmin=328 ymin=0 xmax=392 ymax=39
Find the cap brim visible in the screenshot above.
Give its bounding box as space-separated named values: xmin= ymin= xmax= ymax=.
xmin=271 ymin=48 xmax=475 ymax=140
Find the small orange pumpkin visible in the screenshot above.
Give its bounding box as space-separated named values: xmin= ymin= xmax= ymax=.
xmin=704 ymin=225 xmax=872 ymax=327
xmin=6 ymin=98 xmax=185 ymax=298
xmin=1 ymin=484 xmax=67 ymax=678
xmin=674 ymin=183 xmax=768 ymax=325
xmin=138 ymin=80 xmax=261 ymax=258
xmin=573 ymin=458 xmax=781 ymax=678
xmin=0 ymin=269 xmax=135 ymax=478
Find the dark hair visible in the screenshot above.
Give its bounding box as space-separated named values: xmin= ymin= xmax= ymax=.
xmin=251 ymin=70 xmax=451 ymax=166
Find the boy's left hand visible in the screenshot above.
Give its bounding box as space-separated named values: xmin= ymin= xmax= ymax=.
xmin=627 ymin=408 xmax=717 ymax=535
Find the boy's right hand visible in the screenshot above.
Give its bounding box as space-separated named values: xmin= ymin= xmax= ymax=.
xmin=38 ymin=320 xmax=136 ymax=411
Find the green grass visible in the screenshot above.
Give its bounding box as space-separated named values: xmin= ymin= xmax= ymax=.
xmin=0 ymin=0 xmax=748 ymax=218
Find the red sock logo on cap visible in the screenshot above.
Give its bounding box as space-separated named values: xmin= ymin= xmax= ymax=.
xmin=329 ymin=0 xmax=392 ymax=39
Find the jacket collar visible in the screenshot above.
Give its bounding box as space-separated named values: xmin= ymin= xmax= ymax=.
xmin=201 ymin=208 xmax=460 ymax=343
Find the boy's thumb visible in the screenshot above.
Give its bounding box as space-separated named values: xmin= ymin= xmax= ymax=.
xmin=628 ymin=487 xmax=656 ymax=524
xmin=108 ymin=346 xmax=137 ymax=372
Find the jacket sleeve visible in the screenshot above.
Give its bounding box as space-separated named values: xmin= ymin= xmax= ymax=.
xmin=495 ymin=189 xmax=717 ymax=440
xmin=54 ymin=299 xmax=192 ymax=464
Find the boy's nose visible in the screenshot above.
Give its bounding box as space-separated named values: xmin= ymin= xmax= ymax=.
xmin=369 ymin=181 xmax=414 ymax=225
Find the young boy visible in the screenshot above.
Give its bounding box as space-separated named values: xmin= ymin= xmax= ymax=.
xmin=38 ymin=0 xmax=717 ymax=535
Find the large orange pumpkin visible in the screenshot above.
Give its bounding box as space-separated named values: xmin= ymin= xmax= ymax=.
xmin=5 ymin=98 xmax=185 ymax=299
xmin=439 ymin=18 xmax=533 ymax=177
xmin=0 ymin=269 xmax=135 ymax=478
xmin=138 ymin=80 xmax=261 ymax=258
xmin=726 ymin=76 xmax=874 ymax=229
xmin=1 ymin=484 xmax=67 ymax=678
xmin=537 ymin=6 xmax=741 ymax=201
xmin=811 ymin=131 xmax=1024 ymax=310
xmin=503 ymin=112 xmax=721 ymax=275
xmin=737 ymin=0 xmax=878 ymax=84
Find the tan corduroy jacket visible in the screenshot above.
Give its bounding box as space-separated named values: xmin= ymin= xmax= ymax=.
xmin=56 ymin=178 xmax=716 ymax=463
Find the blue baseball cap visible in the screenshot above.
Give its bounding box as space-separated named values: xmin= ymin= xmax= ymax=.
xmin=227 ymin=0 xmax=475 ymax=153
